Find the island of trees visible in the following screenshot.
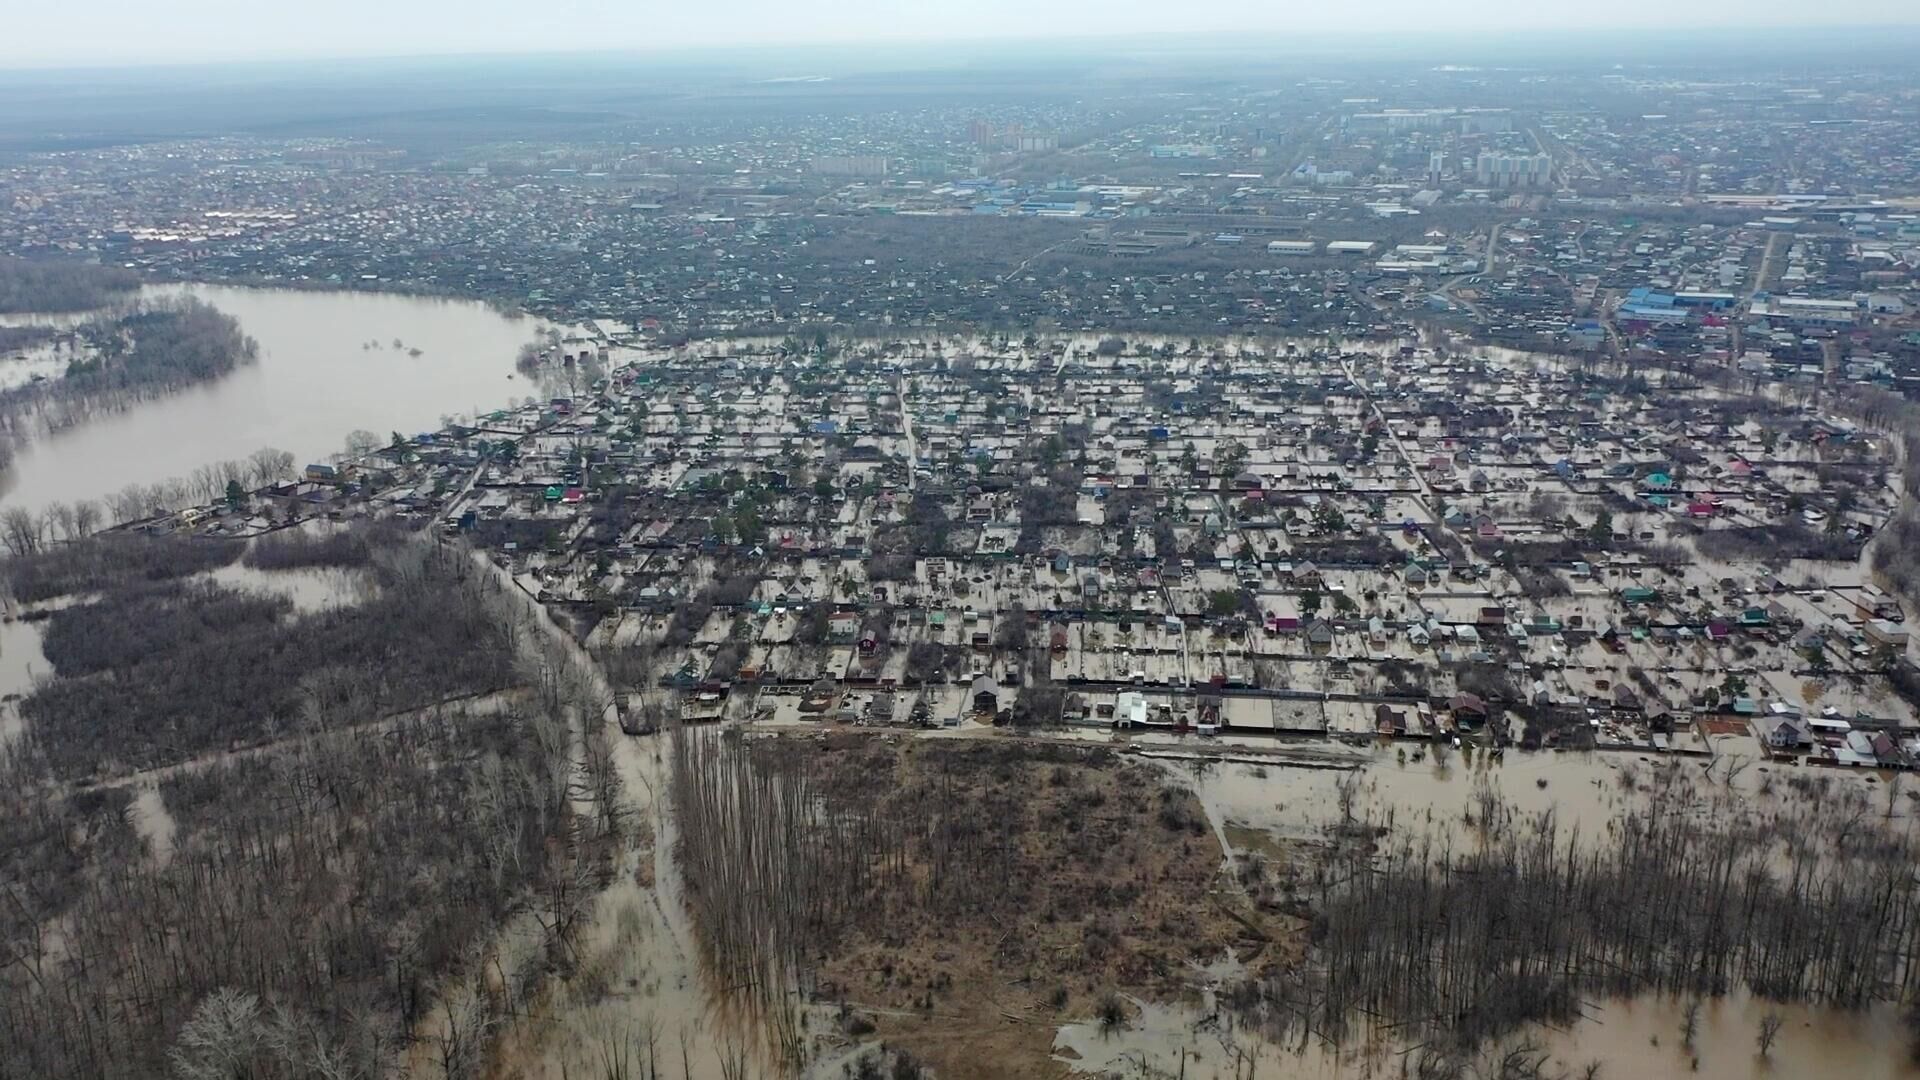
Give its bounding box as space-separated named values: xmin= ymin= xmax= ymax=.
xmin=0 ymin=298 xmax=257 ymax=466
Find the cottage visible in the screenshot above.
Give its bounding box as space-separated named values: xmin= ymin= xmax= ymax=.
xmin=1450 ymin=693 xmax=1489 ymax=726
xmin=970 ymin=675 xmax=999 ymax=714
xmin=1866 ymin=619 xmax=1910 ymax=648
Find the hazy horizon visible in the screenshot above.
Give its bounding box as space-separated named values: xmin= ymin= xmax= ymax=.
xmin=7 ymin=0 xmax=1920 ymax=70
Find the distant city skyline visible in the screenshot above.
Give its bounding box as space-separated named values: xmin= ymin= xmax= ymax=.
xmin=7 ymin=0 xmax=1920 ymax=69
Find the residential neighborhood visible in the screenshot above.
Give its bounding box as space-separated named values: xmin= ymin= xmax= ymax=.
xmin=160 ymin=328 xmax=1920 ymax=768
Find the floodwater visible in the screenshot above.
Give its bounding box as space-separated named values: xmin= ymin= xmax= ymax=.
xmin=129 ymin=785 xmax=176 ymax=868
xmin=1082 ymin=740 xmax=1920 ymax=1078
xmin=0 ymin=613 xmax=48 ymax=745
xmin=205 ymin=560 xmax=374 ymax=614
xmin=1172 ymin=742 xmax=1670 ymax=855
xmin=1056 ymin=991 xmax=1920 ymax=1079
xmin=0 ymin=283 xmax=562 ymax=516
xmin=454 ymin=550 xmax=760 ymax=1080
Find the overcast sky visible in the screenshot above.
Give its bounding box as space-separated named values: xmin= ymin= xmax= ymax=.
xmin=8 ymin=0 xmax=1920 ymax=68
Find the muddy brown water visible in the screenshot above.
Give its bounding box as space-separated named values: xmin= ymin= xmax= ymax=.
xmin=0 ymin=283 xmax=560 ymax=516
xmin=1056 ymin=991 xmax=1920 ymax=1078
xmin=451 ymin=551 xmax=772 ymax=1080
xmin=1061 ymin=743 xmax=1920 ymax=1078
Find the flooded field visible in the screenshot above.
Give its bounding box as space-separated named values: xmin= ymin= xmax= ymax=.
xmin=1054 ymin=991 xmax=1920 ymax=1079
xmin=1040 ymin=732 xmax=1920 ymax=1079
xmin=0 ymin=283 xmax=561 ymax=515
xmin=205 ymin=559 xmax=374 ymax=613
xmin=1172 ymin=741 xmax=1681 ymax=849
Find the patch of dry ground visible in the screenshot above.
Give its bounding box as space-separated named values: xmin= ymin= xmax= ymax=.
xmin=783 ymin=733 xmax=1291 ymax=1078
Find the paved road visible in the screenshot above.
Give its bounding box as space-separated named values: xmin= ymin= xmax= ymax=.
xmin=1749 ymin=231 xmax=1785 ymax=301
xmin=1337 ymin=352 xmax=1439 ymax=524
xmin=897 ymin=374 xmax=918 ymax=491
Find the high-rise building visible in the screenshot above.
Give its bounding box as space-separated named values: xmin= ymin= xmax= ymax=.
xmin=1474 ymin=151 xmax=1553 ymax=189
xmin=811 ymin=155 xmax=890 ymax=178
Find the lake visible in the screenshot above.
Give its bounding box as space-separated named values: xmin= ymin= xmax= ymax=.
xmin=0 ymin=283 xmax=563 ymax=516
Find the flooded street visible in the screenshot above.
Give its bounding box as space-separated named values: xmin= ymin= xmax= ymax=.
xmin=0 ymin=284 xmax=560 ymax=515
xmin=463 ymin=548 xmax=757 ymax=1080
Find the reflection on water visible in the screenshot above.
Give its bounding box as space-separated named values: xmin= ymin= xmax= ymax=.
xmin=1056 ymin=990 xmax=1920 ymax=1079
xmin=1084 ymin=742 xmax=1920 ymax=1077
xmin=0 ymin=284 xmax=558 ymax=515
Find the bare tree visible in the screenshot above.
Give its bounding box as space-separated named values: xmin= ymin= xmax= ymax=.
xmin=432 ymin=974 xmax=497 ymax=1080
xmin=248 ymin=446 xmax=296 ymax=487
xmin=0 ymin=506 xmax=43 ymax=556
xmin=1757 ymin=1011 xmax=1784 ymax=1058
xmin=70 ymin=499 xmax=100 ymax=538
xmin=168 ymin=988 xmax=264 ymax=1080
xmin=342 ymin=429 xmax=381 ymax=462
xmin=42 ymin=501 xmax=75 ymax=544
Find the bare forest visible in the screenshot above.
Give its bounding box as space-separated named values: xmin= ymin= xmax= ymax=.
xmin=0 ymin=529 xmax=627 ymax=1080
xmin=1226 ymin=763 xmax=1920 ymax=1073
xmin=11 ymin=535 xmax=517 ymax=781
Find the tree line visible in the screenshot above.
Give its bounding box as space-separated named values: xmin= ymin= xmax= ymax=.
xmin=1233 ymin=764 xmax=1920 ymax=1063
xmin=0 ymin=446 xmax=297 ymax=558
xmin=0 ymin=255 xmax=141 ymax=314
xmin=1 ymin=532 xmax=243 ymax=602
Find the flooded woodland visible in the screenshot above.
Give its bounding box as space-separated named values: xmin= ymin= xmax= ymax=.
xmin=615 ymin=718 xmax=1920 ymax=1080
